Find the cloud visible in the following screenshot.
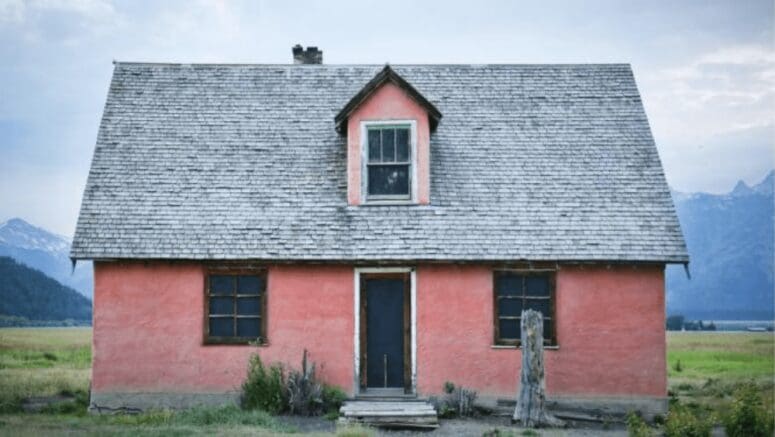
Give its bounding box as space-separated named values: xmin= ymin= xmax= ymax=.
xmin=642 ymin=44 xmax=775 ymax=140
xmin=638 ymin=44 xmax=774 ymax=192
xmin=0 ymin=0 xmax=122 ymax=43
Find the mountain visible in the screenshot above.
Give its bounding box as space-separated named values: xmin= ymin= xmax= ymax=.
xmin=667 ymin=171 xmax=774 ymax=320
xmin=0 ymin=256 xmax=91 ymax=322
xmin=0 ymin=218 xmax=93 ymax=298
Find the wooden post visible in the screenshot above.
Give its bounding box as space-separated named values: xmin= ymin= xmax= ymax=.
xmin=512 ymin=309 xmax=564 ymax=428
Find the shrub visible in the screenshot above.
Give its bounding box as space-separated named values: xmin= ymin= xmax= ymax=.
xmin=664 ymin=403 xmax=713 ymax=437
xmin=672 ymin=359 xmax=683 ymax=372
xmin=286 ymin=349 xmax=324 ymax=416
xmin=626 ymin=411 xmax=652 ymax=437
xmin=241 ymin=354 xmax=286 ymax=414
xmin=723 ymin=382 xmax=775 ymax=437
xmin=322 ymin=384 xmax=347 ymax=415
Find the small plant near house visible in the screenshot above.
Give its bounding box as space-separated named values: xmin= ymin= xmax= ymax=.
xmin=625 ymin=411 xmax=652 ymax=437
xmin=240 ymin=354 xmax=286 ymax=414
xmin=430 ymin=381 xmax=478 ymax=418
xmin=664 ymin=401 xmax=713 ymax=437
xmin=723 ymin=382 xmax=774 ymax=437
xmin=241 ymin=350 xmax=346 ymax=417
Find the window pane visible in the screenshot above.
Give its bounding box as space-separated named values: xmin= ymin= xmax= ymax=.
xmin=498 ymin=298 xmax=522 ymax=317
xmin=209 ymin=297 xmax=233 ymax=315
xmin=525 ymin=276 xmax=550 ymax=296
xmin=238 ymin=276 xmax=262 ymax=294
xmin=368 ymin=130 xmax=381 ymax=163
xmin=396 ymin=129 xmax=409 ymax=161
xmin=237 ymin=318 xmax=261 ymax=338
xmin=499 ymin=318 xmax=520 ymax=340
xmin=382 ymin=129 xmax=395 ymax=162
xmin=495 ymin=273 xmax=522 ymax=296
xmin=210 ymin=275 xmax=234 ymax=295
xmin=525 ymin=299 xmax=551 ymax=317
xmin=368 ymin=165 xmax=409 ymax=196
xmin=543 ymin=319 xmax=554 ymax=342
xmin=209 ymin=317 xmax=233 ymax=337
xmin=237 ymin=297 xmax=261 ymax=315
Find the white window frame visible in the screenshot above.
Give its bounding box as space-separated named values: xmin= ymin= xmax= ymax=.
xmin=360 ymin=120 xmax=418 ymax=204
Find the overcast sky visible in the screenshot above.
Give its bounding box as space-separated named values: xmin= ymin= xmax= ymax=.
xmin=1 ymin=0 xmax=773 ymax=237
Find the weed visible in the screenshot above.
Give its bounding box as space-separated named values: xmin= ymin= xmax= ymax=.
xmin=723 ymin=381 xmax=775 ymax=437
xmin=433 ymin=381 xmax=478 ymax=418
xmin=664 ymin=401 xmax=713 ymax=437
xmin=626 ymin=411 xmax=652 ymax=437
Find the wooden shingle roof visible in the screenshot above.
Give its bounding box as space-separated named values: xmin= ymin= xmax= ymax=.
xmin=72 ymin=62 xmax=688 ymax=263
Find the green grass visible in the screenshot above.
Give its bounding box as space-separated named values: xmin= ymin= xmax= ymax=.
xmin=0 ymin=328 xmax=92 ymax=413
xmin=667 ymin=332 xmax=774 ymax=420
xmin=667 ymin=332 xmax=774 ymax=382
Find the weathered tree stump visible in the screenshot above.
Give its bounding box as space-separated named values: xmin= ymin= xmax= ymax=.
xmin=512 ymin=309 xmax=565 ymax=428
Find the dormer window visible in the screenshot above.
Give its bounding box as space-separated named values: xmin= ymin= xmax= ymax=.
xmin=365 ymin=123 xmax=414 ymax=201
xmin=336 ymin=65 xmax=441 ymax=206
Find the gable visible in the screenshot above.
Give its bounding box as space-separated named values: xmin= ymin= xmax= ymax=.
xmin=335 ymin=65 xmax=441 ymax=133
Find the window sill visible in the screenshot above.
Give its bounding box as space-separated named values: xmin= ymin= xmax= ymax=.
xmin=491 ymin=344 xmax=559 ymax=350
xmin=361 ymin=200 xmax=417 ymax=206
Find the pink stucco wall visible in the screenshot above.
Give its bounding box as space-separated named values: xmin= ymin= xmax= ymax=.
xmin=92 ymin=262 xmax=665 ymax=401
xmin=416 ymin=264 xmax=666 ymax=399
xmin=346 ymin=81 xmax=431 ymax=205
xmin=92 ymin=263 xmax=354 ymax=393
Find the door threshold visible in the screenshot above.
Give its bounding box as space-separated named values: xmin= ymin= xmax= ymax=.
xmin=357 ymin=388 xmax=417 ymax=399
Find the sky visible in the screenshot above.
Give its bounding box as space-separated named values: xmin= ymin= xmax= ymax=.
xmin=0 ymin=0 xmax=773 ymax=237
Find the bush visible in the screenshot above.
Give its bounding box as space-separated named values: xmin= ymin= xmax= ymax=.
xmin=626 ymin=411 xmax=652 ymax=437
xmin=664 ymin=403 xmax=713 ymax=437
xmin=241 ymin=354 xmax=286 ymax=414
xmin=322 ymin=384 xmax=347 ymax=414
xmin=723 ymin=382 xmax=775 ymax=437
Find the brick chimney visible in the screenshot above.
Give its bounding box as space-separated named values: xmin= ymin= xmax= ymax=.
xmin=292 ymin=44 xmax=323 ymax=64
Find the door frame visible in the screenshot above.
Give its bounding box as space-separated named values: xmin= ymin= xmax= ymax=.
xmin=353 ymin=267 xmax=416 ymax=396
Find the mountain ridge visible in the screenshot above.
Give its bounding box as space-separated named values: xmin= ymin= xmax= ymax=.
xmin=667 ymin=170 xmax=774 ymax=320
xmin=0 ymin=218 xmax=93 ymax=298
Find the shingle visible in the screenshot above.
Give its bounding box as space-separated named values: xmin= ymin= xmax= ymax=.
xmin=71 ymin=63 xmax=688 ymax=263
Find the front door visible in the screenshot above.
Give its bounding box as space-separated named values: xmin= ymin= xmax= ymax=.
xmin=361 ymin=273 xmax=409 ymax=391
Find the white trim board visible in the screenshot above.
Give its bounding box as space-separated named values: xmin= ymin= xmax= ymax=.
xmin=353 ymin=267 xmax=417 ymax=396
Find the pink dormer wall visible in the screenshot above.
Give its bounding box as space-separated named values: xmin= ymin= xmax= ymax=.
xmin=346 ymin=82 xmax=431 ymax=205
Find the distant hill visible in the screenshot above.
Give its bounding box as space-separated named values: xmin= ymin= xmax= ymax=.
xmin=667 ymin=170 xmax=774 ymax=320
xmin=0 ymin=218 xmax=93 ymax=298
xmin=0 ymin=256 xmax=91 ymax=323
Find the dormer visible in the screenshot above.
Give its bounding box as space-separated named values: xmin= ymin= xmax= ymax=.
xmin=335 ymin=66 xmax=441 ymax=206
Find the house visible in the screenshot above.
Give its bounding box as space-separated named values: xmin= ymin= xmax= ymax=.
xmin=72 ymin=45 xmax=688 ymax=415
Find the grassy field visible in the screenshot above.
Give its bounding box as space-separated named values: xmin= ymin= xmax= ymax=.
xmin=0 ymin=328 xmax=772 ymax=435
xmin=666 ymin=331 xmax=774 ymax=420
xmin=0 ymin=328 xmax=92 ymax=414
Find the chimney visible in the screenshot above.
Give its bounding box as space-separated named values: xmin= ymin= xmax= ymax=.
xmin=292 ymin=44 xmax=323 ymax=64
